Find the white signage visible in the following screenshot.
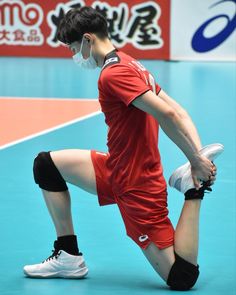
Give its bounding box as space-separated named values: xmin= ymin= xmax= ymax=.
xmin=171 ymin=0 xmax=236 ymax=61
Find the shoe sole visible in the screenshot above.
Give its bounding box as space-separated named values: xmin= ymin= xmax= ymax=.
xmin=168 ymin=143 xmax=224 ymax=188
xmin=24 ymin=267 xmax=89 ymax=279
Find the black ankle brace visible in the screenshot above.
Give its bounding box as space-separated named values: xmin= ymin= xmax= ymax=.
xmin=57 ymin=235 xmax=81 ymax=256
xmin=184 ymin=181 xmax=212 ymax=200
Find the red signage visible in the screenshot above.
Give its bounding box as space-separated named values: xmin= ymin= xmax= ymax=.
xmin=0 ymin=0 xmax=170 ymax=59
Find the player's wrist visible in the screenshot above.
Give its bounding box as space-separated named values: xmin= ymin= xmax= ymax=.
xmin=188 ymin=152 xmax=201 ymax=166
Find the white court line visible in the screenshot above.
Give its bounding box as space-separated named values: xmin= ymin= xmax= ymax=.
xmin=0 ymin=110 xmax=102 ymax=151
xmin=0 ymin=96 xmax=97 ymax=101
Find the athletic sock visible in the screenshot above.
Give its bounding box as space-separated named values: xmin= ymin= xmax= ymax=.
xmin=57 ymin=235 xmax=81 ymax=256
xmin=184 ymin=181 xmax=212 ymax=200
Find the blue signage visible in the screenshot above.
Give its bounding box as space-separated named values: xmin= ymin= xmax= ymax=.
xmin=192 ymin=0 xmax=236 ymax=53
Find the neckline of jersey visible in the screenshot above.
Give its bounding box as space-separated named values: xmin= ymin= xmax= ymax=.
xmin=103 ymin=49 xmax=118 ymax=65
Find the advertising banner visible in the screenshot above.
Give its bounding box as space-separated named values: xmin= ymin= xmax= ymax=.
xmin=171 ymin=0 xmax=236 ymax=61
xmin=0 ymin=0 xmax=170 ymax=59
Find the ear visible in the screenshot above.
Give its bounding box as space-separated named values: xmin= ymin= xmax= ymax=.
xmin=83 ymin=33 xmax=95 ymax=44
xmin=83 ymin=33 xmax=93 ymax=43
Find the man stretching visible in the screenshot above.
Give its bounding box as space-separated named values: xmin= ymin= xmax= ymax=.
xmin=24 ymin=7 xmax=223 ymax=291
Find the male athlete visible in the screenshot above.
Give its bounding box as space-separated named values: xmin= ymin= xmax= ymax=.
xmin=23 ymin=7 xmax=223 ymax=291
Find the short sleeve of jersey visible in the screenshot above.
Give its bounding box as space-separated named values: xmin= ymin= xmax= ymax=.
xmin=101 ymin=65 xmax=151 ymax=106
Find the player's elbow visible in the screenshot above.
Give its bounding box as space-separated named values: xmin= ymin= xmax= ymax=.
xmin=177 ymin=108 xmax=189 ymax=120
xmin=155 ymin=106 xmax=176 ymax=124
xmin=163 ymin=108 xmax=178 ymax=121
xmin=157 ymin=108 xmax=180 ymax=128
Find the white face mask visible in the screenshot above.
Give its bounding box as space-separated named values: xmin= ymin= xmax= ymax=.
xmin=73 ymin=37 xmax=97 ymax=70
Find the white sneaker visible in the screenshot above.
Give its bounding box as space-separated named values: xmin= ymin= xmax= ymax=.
xmin=168 ymin=143 xmax=224 ymax=194
xmin=23 ymin=250 xmax=88 ymax=278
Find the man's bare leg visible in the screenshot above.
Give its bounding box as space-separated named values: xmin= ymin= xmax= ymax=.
xmin=41 ymin=149 xmax=97 ymax=238
xmin=142 ymin=244 xmax=175 ymax=281
xmin=174 ymin=199 xmax=201 ymax=265
xmin=42 ymin=190 xmax=75 ymax=237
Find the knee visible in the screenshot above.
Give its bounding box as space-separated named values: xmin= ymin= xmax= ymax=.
xmin=166 ymin=252 xmax=200 ymax=291
xmin=33 ymin=151 xmax=68 ymax=192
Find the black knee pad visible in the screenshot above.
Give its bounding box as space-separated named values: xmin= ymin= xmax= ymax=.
xmin=33 ymin=152 xmax=68 ymax=192
xmin=167 ymin=252 xmax=200 ymax=291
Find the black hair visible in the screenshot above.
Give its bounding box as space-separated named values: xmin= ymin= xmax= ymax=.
xmin=57 ymin=6 xmax=109 ymax=45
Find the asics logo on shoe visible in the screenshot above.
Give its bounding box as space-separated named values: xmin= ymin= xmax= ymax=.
xmin=79 ymin=262 xmax=86 ymax=268
xmin=139 ymin=235 xmax=149 ymax=242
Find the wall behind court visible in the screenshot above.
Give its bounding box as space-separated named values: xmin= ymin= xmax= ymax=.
xmin=0 ymin=0 xmax=235 ymax=61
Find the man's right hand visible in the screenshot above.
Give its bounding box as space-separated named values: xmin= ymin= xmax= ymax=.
xmin=190 ymin=155 xmax=217 ymax=190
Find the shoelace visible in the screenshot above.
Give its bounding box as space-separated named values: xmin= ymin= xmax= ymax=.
xmin=42 ymin=250 xmax=61 ymax=263
xmin=201 ymin=180 xmax=212 ymax=193
xmin=185 ymin=180 xmax=212 ymax=200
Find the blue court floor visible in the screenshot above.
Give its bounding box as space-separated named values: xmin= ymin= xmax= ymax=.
xmin=0 ymin=56 xmax=235 ymax=295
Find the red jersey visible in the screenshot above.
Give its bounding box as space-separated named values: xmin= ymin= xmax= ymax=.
xmin=98 ymin=50 xmax=166 ymax=196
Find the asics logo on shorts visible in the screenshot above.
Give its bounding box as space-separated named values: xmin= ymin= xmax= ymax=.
xmin=139 ymin=234 xmax=149 ymax=242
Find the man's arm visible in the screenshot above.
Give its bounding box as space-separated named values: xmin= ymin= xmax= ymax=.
xmin=157 ymin=90 xmax=202 ymax=150
xmin=132 ymin=90 xmax=212 ymax=188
